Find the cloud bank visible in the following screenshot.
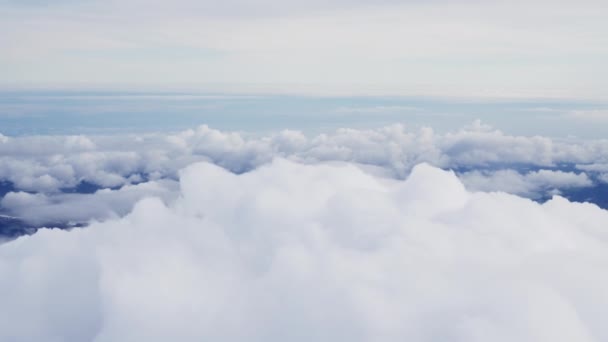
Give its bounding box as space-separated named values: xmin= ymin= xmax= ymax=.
xmin=1 ymin=122 xmax=607 ymax=192
xmin=1 ymin=160 xmax=608 ymax=341
xmin=1 ymin=122 xmax=607 ymax=228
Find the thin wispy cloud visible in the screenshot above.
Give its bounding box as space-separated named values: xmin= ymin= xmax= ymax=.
xmin=1 ymin=0 xmax=606 ymax=99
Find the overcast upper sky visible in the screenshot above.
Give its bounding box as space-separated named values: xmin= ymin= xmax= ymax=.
xmin=1 ymin=0 xmax=607 ymax=99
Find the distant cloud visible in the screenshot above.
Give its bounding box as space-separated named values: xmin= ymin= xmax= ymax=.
xmin=576 ymin=163 xmax=608 ymax=173
xmin=0 ymin=122 xmax=606 ymax=193
xmin=1 ymin=179 xmax=178 ymax=226
xmin=459 ymin=169 xmax=593 ymax=198
xmin=0 ymin=123 xmax=606 ymax=229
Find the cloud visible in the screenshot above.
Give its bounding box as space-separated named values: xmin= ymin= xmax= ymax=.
xmin=1 ymin=122 xmax=608 ymax=232
xmin=1 ymin=0 xmax=607 ymax=99
xmin=576 ymin=163 xmax=608 ymax=173
xmin=459 ymin=169 xmax=593 ymax=198
xmin=1 ymin=160 xmax=608 ymax=341
xmin=0 ymin=179 xmax=178 ymax=226
xmin=598 ymin=174 xmax=608 ymax=184
xmin=1 ymin=123 xmax=607 ymax=191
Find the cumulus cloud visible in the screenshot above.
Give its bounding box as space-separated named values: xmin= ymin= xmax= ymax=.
xmin=1 ymin=160 xmax=608 ymax=341
xmin=1 ymin=123 xmax=608 ymax=229
xmin=1 ymin=123 xmax=607 ymax=194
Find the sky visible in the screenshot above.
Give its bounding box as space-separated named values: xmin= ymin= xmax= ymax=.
xmin=2 ymin=122 xmax=608 ymax=227
xmin=1 ymin=0 xmax=607 ymax=100
xmin=1 ymin=92 xmax=607 ymax=138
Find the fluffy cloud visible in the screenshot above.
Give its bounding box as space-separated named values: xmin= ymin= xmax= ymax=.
xmin=1 ymin=160 xmax=608 ymax=341
xmin=0 ymin=123 xmax=607 ymax=194
xmin=1 ymin=123 xmax=607 ymax=229
xmin=459 ymin=169 xmax=593 ymax=198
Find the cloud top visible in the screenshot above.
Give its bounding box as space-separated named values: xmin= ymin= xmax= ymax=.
xmin=0 ymin=123 xmax=606 ymax=194
xmin=1 ymin=160 xmax=608 ymax=341
xmin=1 ymin=123 xmax=606 ymax=229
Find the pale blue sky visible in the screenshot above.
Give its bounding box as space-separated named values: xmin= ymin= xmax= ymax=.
xmin=1 ymin=91 xmax=606 ymax=138
xmin=1 ymin=0 xmax=607 ymax=100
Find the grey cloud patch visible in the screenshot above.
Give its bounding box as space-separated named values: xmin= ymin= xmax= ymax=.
xmin=459 ymin=169 xmax=593 ymax=199
xmin=1 ymin=179 xmax=178 ymax=226
xmin=577 ymin=163 xmax=608 ymax=173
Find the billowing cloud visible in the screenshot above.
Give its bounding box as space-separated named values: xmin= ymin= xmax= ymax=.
xmin=1 ymin=123 xmax=607 ymax=229
xmin=1 ymin=123 xmax=607 ymax=191
xmin=1 ymin=160 xmax=608 ymax=341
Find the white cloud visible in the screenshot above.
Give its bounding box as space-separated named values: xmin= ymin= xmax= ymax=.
xmin=0 ymin=123 xmax=607 ymax=231
xmin=0 ymin=123 xmax=607 ymax=194
xmin=1 ymin=160 xmax=608 ymax=341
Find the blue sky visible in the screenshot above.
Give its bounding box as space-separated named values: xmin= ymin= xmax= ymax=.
xmin=1 ymin=0 xmax=607 ymax=100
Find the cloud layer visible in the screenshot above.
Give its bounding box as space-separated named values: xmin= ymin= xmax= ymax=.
xmin=1 ymin=123 xmax=606 ymax=227
xmin=1 ymin=122 xmax=607 ymax=192
xmin=2 ymin=0 xmax=607 ymax=99
xmin=1 ymin=160 xmax=608 ymax=341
